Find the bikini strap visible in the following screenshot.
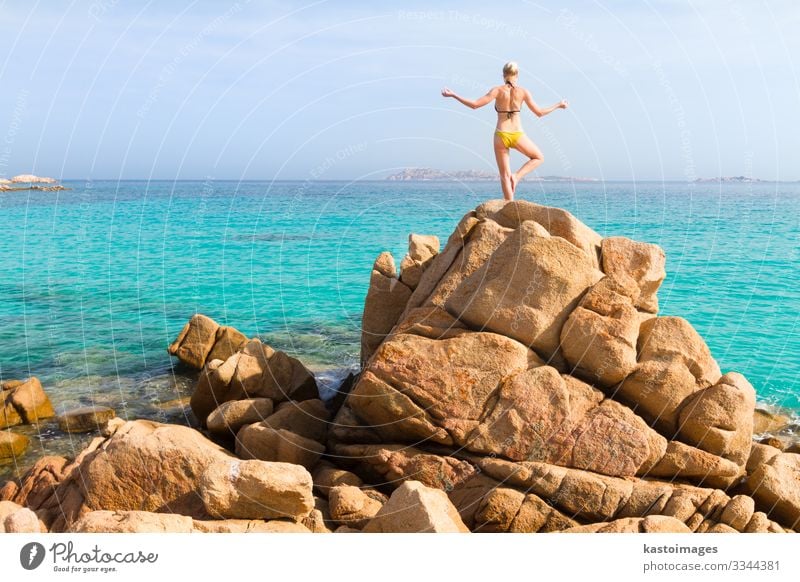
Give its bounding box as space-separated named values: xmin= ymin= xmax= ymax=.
xmin=506 ymin=80 xmax=515 ymax=119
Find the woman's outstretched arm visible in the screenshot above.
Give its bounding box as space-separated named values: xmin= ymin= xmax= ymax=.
xmin=524 ymin=89 xmax=568 ymax=117
xmin=441 ymin=87 xmax=498 ymax=109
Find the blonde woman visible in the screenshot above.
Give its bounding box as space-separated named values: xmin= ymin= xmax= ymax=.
xmin=442 ymin=62 xmax=568 ymax=200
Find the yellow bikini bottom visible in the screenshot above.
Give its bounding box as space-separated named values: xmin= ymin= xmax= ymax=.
xmin=495 ymin=129 xmax=524 ymax=148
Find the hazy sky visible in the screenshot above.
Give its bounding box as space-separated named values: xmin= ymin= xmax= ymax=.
xmin=1 ymin=0 xmax=798 ymax=180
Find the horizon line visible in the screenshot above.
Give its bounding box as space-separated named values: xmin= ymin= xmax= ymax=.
xmin=48 ymin=177 xmax=800 ymax=183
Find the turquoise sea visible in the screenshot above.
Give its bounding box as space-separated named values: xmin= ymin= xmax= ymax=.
xmin=1 ymin=180 xmax=798 ymax=477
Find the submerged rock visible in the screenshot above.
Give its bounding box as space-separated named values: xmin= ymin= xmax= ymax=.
xmin=0 ymin=430 xmax=29 ymax=460
xmin=167 ymin=314 xmax=220 ymax=369
xmin=57 ymin=406 xmax=116 ymax=434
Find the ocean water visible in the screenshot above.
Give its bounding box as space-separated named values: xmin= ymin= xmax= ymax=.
xmin=1 ymin=180 xmax=798 ymax=477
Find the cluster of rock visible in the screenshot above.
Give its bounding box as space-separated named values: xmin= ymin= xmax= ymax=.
xmin=1 ymin=378 xmax=55 ymax=462
xmin=1 ymin=378 xmax=116 ymax=464
xmin=337 ymin=199 xmax=799 ymax=533
xmin=0 ymin=416 xmax=467 ymax=533
xmin=1 ymin=198 xmax=798 ymax=534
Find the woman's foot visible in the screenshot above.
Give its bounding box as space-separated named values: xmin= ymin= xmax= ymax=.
xmin=510 ymin=173 xmax=518 ymax=195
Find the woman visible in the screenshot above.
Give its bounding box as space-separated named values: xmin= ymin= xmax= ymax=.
xmin=442 ymin=62 xmax=568 ymax=200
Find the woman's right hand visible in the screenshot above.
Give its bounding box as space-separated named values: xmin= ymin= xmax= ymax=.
xmin=441 ymin=87 xmax=455 ymax=98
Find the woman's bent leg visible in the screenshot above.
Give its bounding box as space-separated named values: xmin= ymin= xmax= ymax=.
xmin=494 ymin=135 xmax=514 ymax=201
xmin=512 ymin=135 xmax=544 ymax=185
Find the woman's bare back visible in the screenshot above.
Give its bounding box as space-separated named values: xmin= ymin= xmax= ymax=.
xmin=494 ymin=84 xmax=525 ymax=131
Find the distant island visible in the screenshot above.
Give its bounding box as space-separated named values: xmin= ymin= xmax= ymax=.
xmin=385 ymin=168 xmax=598 ymax=182
xmin=0 ymin=174 xmax=67 ymax=192
xmin=693 ymin=176 xmax=766 ymax=183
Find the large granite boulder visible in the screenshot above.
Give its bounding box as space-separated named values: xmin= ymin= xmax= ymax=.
xmin=444 ymin=222 xmax=604 ymax=366
xmin=362 ymin=480 xmax=469 ymax=533
xmin=206 ymin=398 xmax=274 ymax=435
xmin=167 ymin=314 xmax=220 ymax=369
xmin=600 ymin=236 xmax=666 ymax=313
xmin=399 ymin=234 xmax=440 ymax=290
xmin=199 ymin=458 xmax=313 ymax=520
xmin=360 ymin=252 xmax=412 ymax=367
xmin=478 ymin=199 xmax=603 ymax=267
xmin=615 ymin=316 xmax=721 ymax=435
xmin=745 ymin=452 xmax=800 ymax=531
xmin=1 ymin=377 xmax=55 ymax=428
xmin=0 ymin=500 xmax=45 ymax=533
xmin=236 ymin=424 xmax=325 ymax=470
xmin=560 ymin=276 xmax=640 ymax=387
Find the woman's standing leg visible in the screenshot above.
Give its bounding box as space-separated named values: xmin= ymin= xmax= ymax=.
xmin=512 ymin=134 xmax=544 ymax=186
xmin=493 ymin=134 xmax=514 ymax=201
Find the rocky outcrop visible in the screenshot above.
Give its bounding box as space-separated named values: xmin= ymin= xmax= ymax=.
xmin=328 ymin=199 xmax=787 ymax=532
xmin=1 ymin=377 xmax=55 ymax=428
xmin=332 ymin=444 xmax=476 ymax=491
xmin=0 ymin=455 xmax=68 ymax=510
xmin=753 ymin=408 xmax=792 ymax=435
xmin=311 ymin=461 xmax=363 ymax=496
xmin=70 ymin=510 xmax=195 ymax=533
xmin=448 ymin=474 xmax=577 ymax=532
xmin=190 ymin=337 xmax=318 ymax=423
xmin=614 ymin=316 xmax=722 ymax=434
xmin=445 ymin=222 xmax=604 ymax=366
xmin=2 ymin=420 xmax=315 ymax=532
xmin=167 ymin=314 xmax=221 ymax=369
xmin=560 ymin=276 xmax=640 ymax=387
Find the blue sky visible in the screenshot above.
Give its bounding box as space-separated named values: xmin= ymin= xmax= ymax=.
xmin=0 ymin=0 xmax=798 ymax=180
